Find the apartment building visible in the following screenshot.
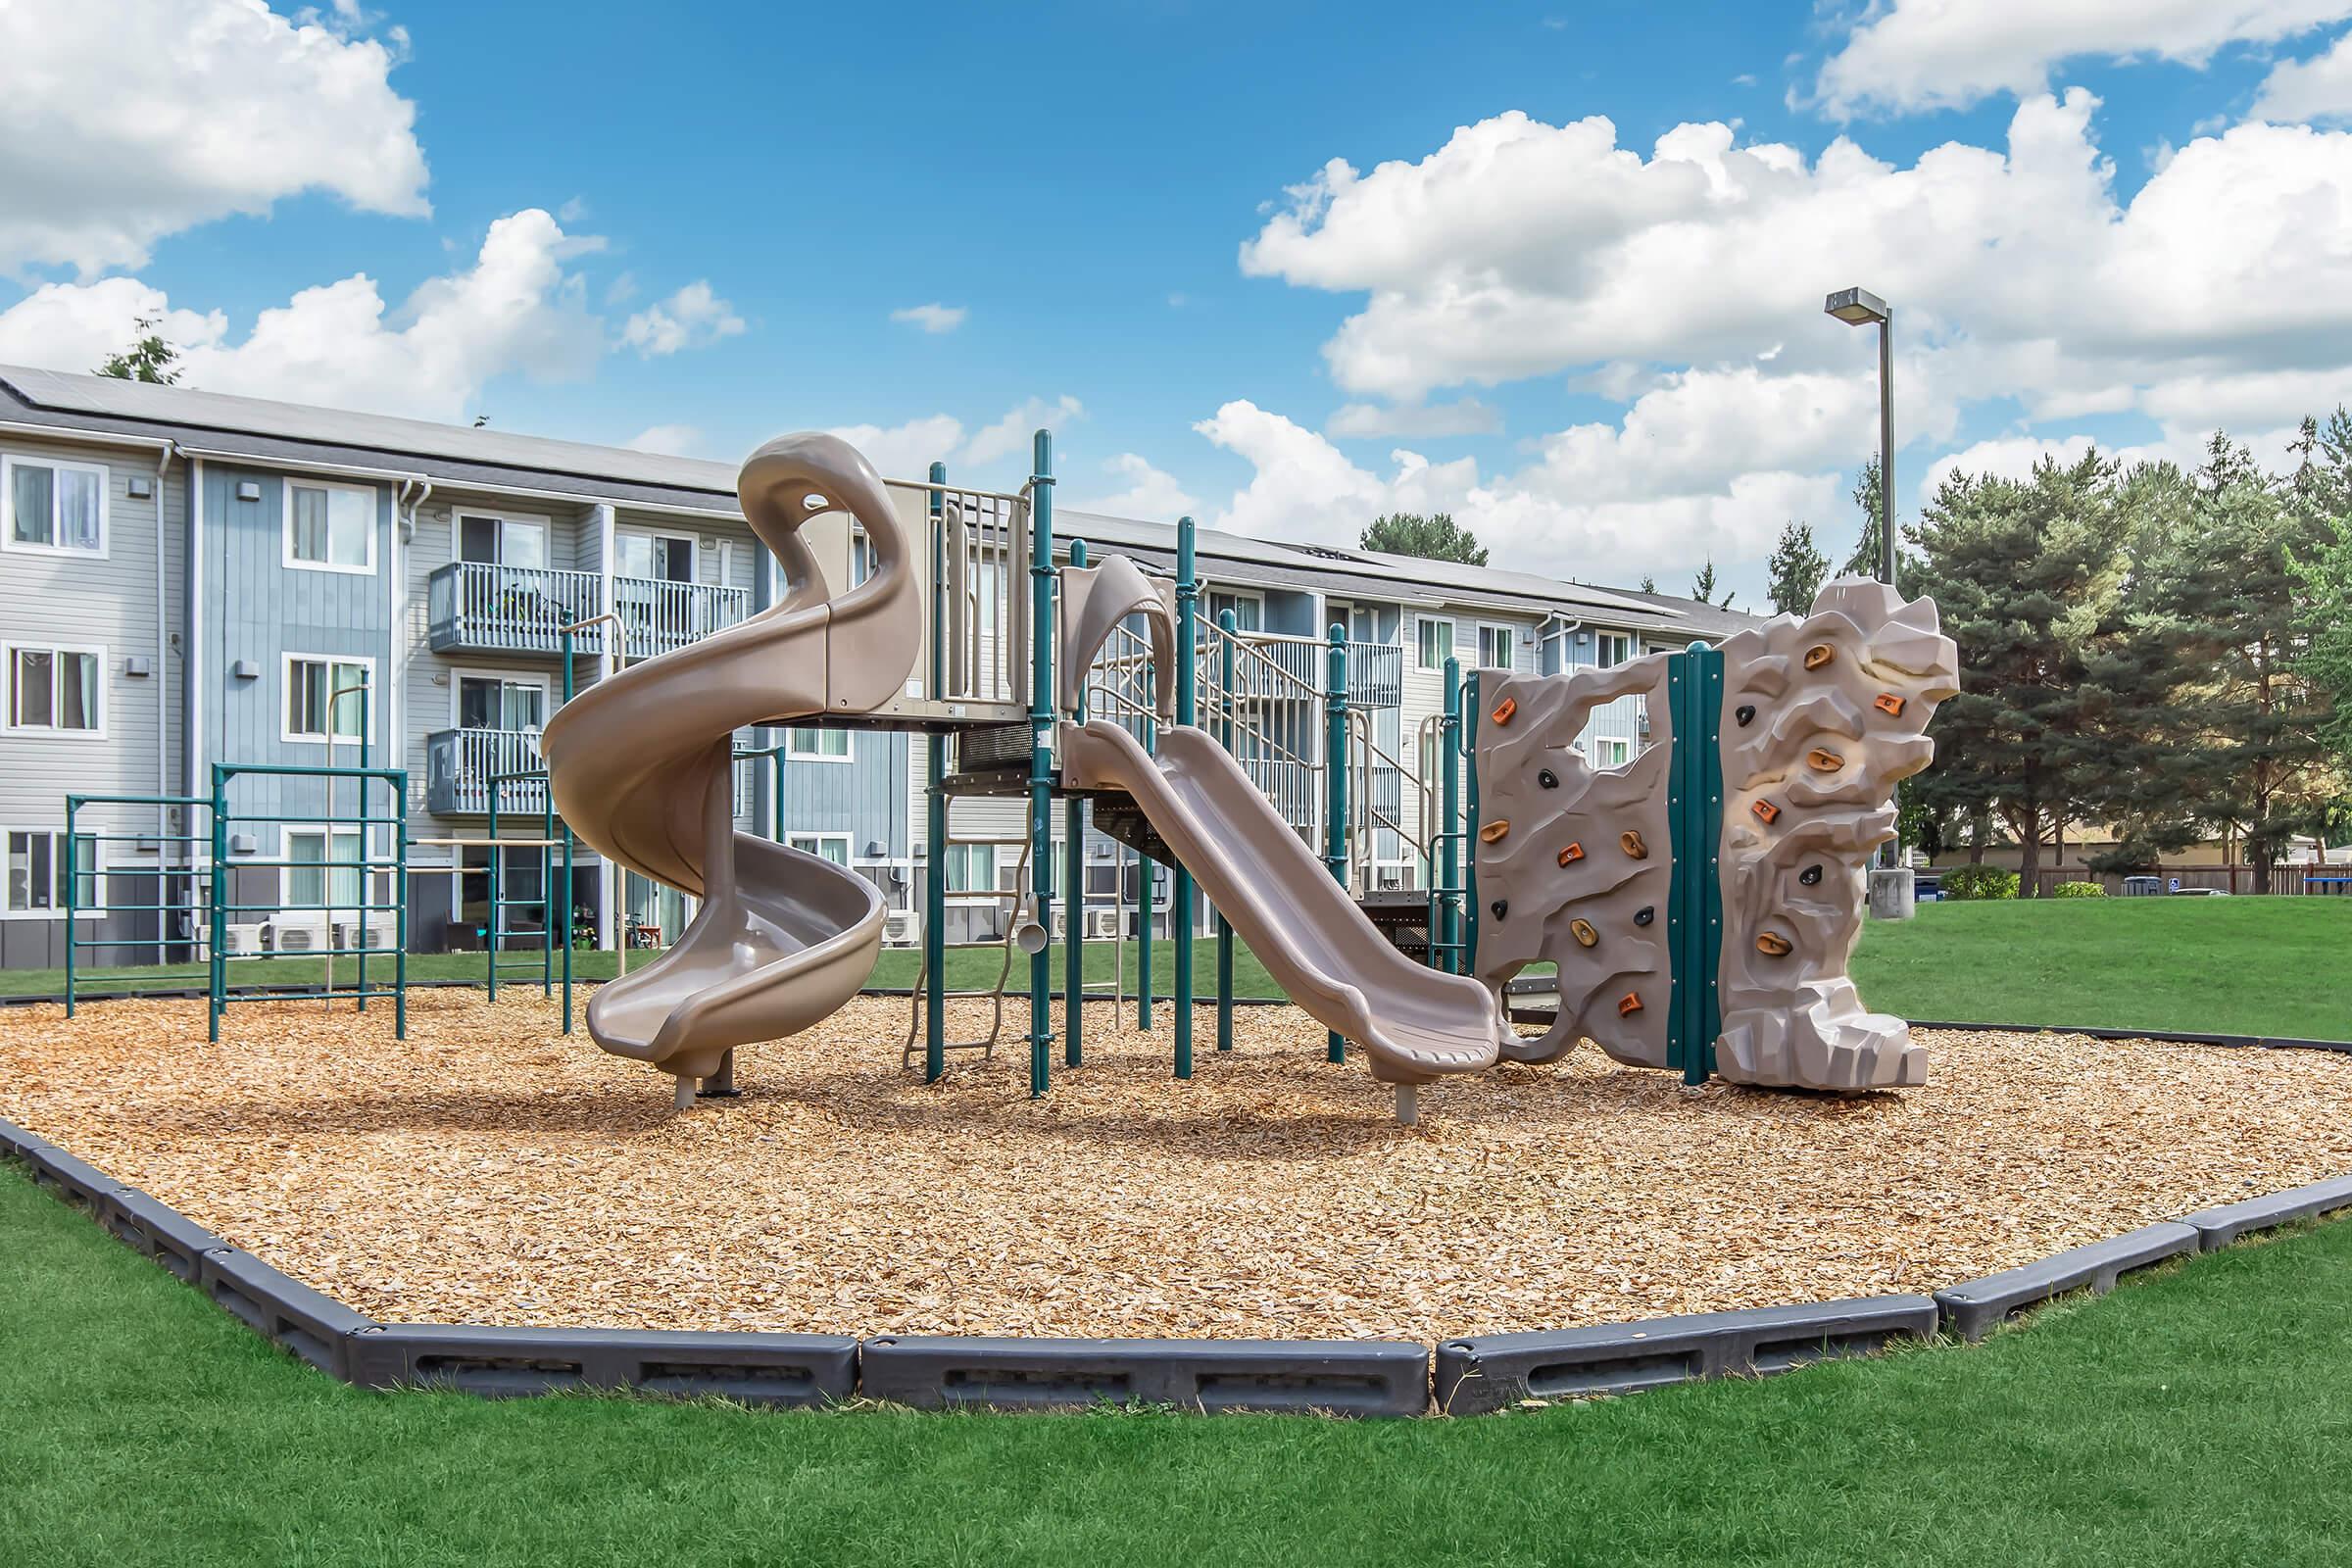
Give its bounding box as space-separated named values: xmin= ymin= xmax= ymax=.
xmin=0 ymin=365 xmax=1751 ymax=970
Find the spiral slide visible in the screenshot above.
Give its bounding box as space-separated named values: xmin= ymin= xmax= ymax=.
xmin=542 ymin=433 xmax=920 ymax=1093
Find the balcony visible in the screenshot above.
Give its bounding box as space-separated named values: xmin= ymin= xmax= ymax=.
xmin=1346 ymin=641 xmax=1402 ymax=709
xmin=426 ymin=563 xmax=604 ymax=657
xmin=425 ymin=727 xmax=549 ymax=816
xmin=614 ymin=575 xmax=750 ymax=661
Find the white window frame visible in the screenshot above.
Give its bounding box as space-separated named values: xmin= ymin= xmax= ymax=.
xmin=280 ymin=478 xmax=378 ymax=576
xmin=1592 ymin=736 xmax=1633 ymax=767
xmin=1 ymin=453 xmax=109 ymax=559
xmin=786 ymin=831 xmax=853 ymax=867
xmin=4 ymin=641 xmax=108 ymax=739
xmin=281 ymin=653 xmax=379 ymax=746
xmin=1414 ymin=615 xmax=1457 ymax=672
xmin=1476 ymin=622 xmax=1516 ymax=670
xmin=1 ymin=827 xmax=100 ymax=919
xmin=448 ymin=668 xmax=551 ymax=731
xmin=282 ymin=824 xmax=390 ymax=925
xmin=613 ymin=526 xmax=700 ymax=583
xmin=448 ymin=841 xmax=545 ymax=926
xmin=1594 ymin=631 xmax=1634 ymax=668
xmin=943 ymin=842 xmax=997 ymax=894
xmin=787 ymin=726 xmax=854 ymax=763
xmin=454 ymin=509 xmax=552 ymax=568
xmin=1205 ymin=587 xmax=1265 ymax=634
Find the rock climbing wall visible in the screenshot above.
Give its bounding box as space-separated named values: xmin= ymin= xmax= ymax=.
xmin=1472 ymin=658 xmax=1676 ymax=1069
xmin=1714 ymin=578 xmax=1960 ymax=1089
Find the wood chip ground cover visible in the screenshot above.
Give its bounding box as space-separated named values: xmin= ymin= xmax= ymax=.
xmin=3 ymin=992 xmax=2348 ymax=1343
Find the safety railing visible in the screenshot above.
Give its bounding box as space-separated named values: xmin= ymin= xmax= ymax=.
xmin=612 ymin=575 xmax=751 ymax=662
xmin=425 ymin=563 xmax=603 ymax=656
xmin=1348 ymin=640 xmax=1404 ymax=709
xmin=1348 ymin=709 xmax=1426 ymax=895
xmin=63 ymin=793 xmax=213 ymax=1011
xmin=1198 ymin=617 xmax=1323 ymax=835
xmin=1086 ymin=617 xmax=1161 ymax=744
xmin=425 ymin=727 xmax=548 ymax=815
xmin=894 ymin=477 xmax=1029 ymax=707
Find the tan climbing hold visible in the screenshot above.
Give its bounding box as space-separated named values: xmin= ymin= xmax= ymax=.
xmin=1557 ymin=842 xmax=1585 ymax=867
xmin=1490 ymin=696 xmax=1517 ymax=726
xmin=1874 ymin=692 xmax=1906 ymax=717
xmin=1806 ymin=748 xmax=1844 ymax=773
xmin=1617 ymin=991 xmax=1643 ymax=1016
xmin=1620 ymin=830 xmax=1648 ymax=859
xmin=1570 ymin=918 xmax=1598 ymax=948
xmin=1803 ymin=643 xmax=1836 ymax=670
xmin=1752 ymin=799 xmax=1781 ymax=824
xmin=1756 ymin=931 xmax=1793 ymax=956
xmin=1479 ymin=819 xmax=1510 ymax=844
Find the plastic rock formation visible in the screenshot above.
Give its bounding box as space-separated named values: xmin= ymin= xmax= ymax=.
xmin=1472 ymin=578 xmax=1960 ymax=1091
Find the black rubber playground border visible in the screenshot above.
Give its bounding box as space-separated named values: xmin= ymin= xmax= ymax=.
xmin=0 ymin=982 xmax=1296 ymax=1009
xmin=6 ymin=1111 xmax=2349 ymax=1417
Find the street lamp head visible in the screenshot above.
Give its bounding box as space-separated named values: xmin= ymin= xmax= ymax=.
xmin=1825 ymin=286 xmax=1888 ymax=326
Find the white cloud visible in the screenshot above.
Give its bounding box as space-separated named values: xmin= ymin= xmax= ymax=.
xmin=0 ymin=210 xmax=626 ymax=421
xmin=620 ymin=281 xmax=747 ymax=357
xmin=1813 ymin=0 xmax=2352 ymax=119
xmin=2252 ymin=28 xmax=2352 ymax=121
xmin=624 ymin=423 xmax=705 ymax=457
xmin=0 ymin=0 xmax=429 ymax=275
xmin=1073 ymin=454 xmax=1200 ymax=519
xmin=963 ymin=394 xmax=1085 ymax=466
xmin=1327 ymin=398 xmax=1502 ymax=438
xmin=889 ymin=302 xmax=967 ymax=334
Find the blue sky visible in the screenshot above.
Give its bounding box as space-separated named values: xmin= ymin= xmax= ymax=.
xmin=8 ymin=0 xmax=2352 ymax=603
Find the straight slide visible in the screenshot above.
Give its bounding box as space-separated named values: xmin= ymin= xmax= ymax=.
xmin=1060 ymin=718 xmax=1511 ymax=1084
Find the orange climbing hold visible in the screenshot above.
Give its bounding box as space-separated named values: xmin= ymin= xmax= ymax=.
xmin=1557 ymin=842 xmax=1585 ymax=867
xmin=1570 ymin=918 xmax=1598 ymax=948
xmin=1803 ymin=643 xmax=1836 ymax=670
xmin=1806 ymin=748 xmax=1844 ymax=773
xmin=1756 ymin=931 xmax=1793 ymax=956
xmin=1752 ymin=799 xmax=1781 ymax=824
xmin=1617 ymin=992 xmax=1643 ymax=1016
xmin=1874 ymin=692 xmax=1907 ymax=717
xmin=1479 ymin=819 xmax=1510 ymax=844
xmin=1490 ymin=696 xmax=1517 ymax=726
xmin=1620 ymin=829 xmax=1648 ymax=859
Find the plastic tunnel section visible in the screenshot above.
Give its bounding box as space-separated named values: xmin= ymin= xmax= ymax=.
xmin=542 ymin=433 xmax=921 ymax=1087
xmin=1059 ymin=718 xmax=1512 ymax=1084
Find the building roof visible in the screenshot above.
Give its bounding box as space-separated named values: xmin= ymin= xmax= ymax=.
xmin=0 ymin=364 xmax=1759 ymax=638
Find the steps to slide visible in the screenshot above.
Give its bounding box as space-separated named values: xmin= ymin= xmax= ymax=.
xmin=542 ymin=434 xmax=921 ymax=1088
xmin=1059 ymin=718 xmax=1512 ymax=1084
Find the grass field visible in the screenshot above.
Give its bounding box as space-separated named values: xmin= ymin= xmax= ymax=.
xmin=5 ymin=1161 xmax=2349 ymax=1566
xmin=11 ymin=898 xmax=2348 ymax=1040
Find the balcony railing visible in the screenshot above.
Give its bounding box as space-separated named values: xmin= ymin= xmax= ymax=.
xmin=426 ymin=563 xmax=603 ymax=657
xmin=425 ymin=727 xmax=548 ymax=815
xmin=1347 ymin=641 xmax=1403 ymax=709
xmin=614 ymin=575 xmax=751 ymax=661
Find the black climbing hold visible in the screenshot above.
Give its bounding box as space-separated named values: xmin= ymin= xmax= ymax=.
xmin=1634 ymin=906 xmax=1654 ymax=926
xmin=1799 ymin=863 xmax=1824 ymax=886
xmin=1736 ymin=704 xmax=1756 ymax=727
xmin=1537 ymin=768 xmax=1559 ymax=790
xmin=1490 ymin=900 xmax=1508 ymax=920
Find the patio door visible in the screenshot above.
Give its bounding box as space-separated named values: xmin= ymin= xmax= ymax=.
xmin=455 ymin=673 xmax=547 ymax=734
xmin=456 ymin=514 xmax=550 ymax=627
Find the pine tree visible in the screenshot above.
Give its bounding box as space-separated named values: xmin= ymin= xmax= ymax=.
xmin=1361 ymin=512 xmax=1488 ymax=565
xmin=1637 ymin=573 xmax=1657 ymax=594
xmin=1690 ymin=559 xmax=1734 ymax=608
xmin=95 ymin=317 xmax=182 ymax=384
xmin=1763 ymin=521 xmax=1829 ymax=614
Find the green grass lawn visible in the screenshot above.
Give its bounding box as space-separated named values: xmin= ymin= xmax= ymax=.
xmin=5 ymin=1161 xmax=2350 ymax=1566
xmin=13 ymin=898 xmax=2348 ymax=1041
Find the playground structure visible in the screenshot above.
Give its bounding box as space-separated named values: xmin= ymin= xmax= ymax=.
xmin=537 ymin=428 xmax=1950 ymax=1110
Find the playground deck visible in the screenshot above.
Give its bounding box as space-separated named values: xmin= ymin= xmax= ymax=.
xmin=3 ymin=991 xmax=2349 ymax=1343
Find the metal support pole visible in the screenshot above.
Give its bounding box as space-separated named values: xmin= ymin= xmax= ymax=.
xmin=355 ymin=669 xmax=369 ymax=1011
xmin=393 ymin=771 xmax=408 ymax=1040
xmin=1877 ymin=311 xmax=1900 ymax=872
xmin=1441 ymin=658 xmax=1463 ymax=974
xmin=561 ymin=628 xmax=577 ymax=1032
xmin=1172 ymin=515 xmax=1198 ymax=1080
xmin=1324 ymin=623 xmax=1348 ymax=1063
xmin=1064 ymin=537 xmax=1088 ymax=1069
xmin=487 ymin=784 xmax=502 ymax=1002
xmin=1216 ymin=609 xmax=1237 ymax=1052
xmin=925 ymin=463 xmax=948 ymax=1083
xmin=208 ymin=765 xmax=225 ymax=1042
xmin=63 ymin=795 xmax=78 ymax=1018
xmin=1026 ymin=431 xmax=1055 ymax=1099
xmin=1464 ymin=670 xmax=1481 ymax=979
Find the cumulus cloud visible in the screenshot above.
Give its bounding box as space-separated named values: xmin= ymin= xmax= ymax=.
xmin=2252 ymin=28 xmax=2352 ymax=122
xmin=821 ymin=395 xmax=1084 ymax=480
xmin=889 ymin=302 xmax=967 ymax=334
xmin=963 ymin=394 xmax=1085 ymax=466
xmin=1327 ymin=398 xmax=1502 ymax=438
xmin=0 ymin=0 xmax=429 ymax=275
xmin=624 ymin=423 xmax=705 ymax=457
xmin=1813 ymin=0 xmax=2351 ymax=119
xmin=0 ymin=210 xmax=633 ymax=421
xmin=620 ymin=281 xmax=747 ymax=357
xmin=1073 ymin=453 xmax=1200 ymax=519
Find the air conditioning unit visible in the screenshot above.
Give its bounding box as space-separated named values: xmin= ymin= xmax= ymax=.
xmin=882 ymin=909 xmax=918 ymax=947
xmin=1085 ymin=906 xmax=1121 ymax=940
xmin=270 ymin=919 xmax=330 ymax=954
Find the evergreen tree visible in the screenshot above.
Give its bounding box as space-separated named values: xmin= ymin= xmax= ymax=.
xmin=1763 ymin=521 xmax=1829 ymax=614
xmin=95 ymin=317 xmax=182 ymax=384
xmin=1690 ymin=559 xmax=1734 ymax=608
xmin=1361 ymin=512 xmax=1488 ymax=566
xmin=1637 ymin=573 xmax=1657 ymax=594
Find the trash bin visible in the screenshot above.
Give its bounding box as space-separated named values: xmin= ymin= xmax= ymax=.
xmin=2122 ymin=875 xmax=2162 ymax=898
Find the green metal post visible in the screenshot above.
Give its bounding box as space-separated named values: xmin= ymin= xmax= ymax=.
xmin=561 ymin=627 xmax=575 ymax=1034
xmin=1026 ymin=430 xmax=1055 ymax=1099
xmin=1464 ymin=670 xmax=1481 ymax=979
xmin=1440 ymin=658 xmax=1463 ymax=974
xmin=1216 ymin=609 xmax=1237 ymax=1052
xmin=393 ymin=769 xmax=408 ymax=1040
xmin=772 ymin=752 xmax=786 ymax=842
xmin=1065 ymin=538 xmax=1088 ymax=1069
xmin=1324 ymin=623 xmax=1348 ymax=1063
xmin=1172 ymin=516 xmax=1198 ymax=1079
xmin=208 ymin=765 xmax=225 ymax=1043
xmin=487 ymin=783 xmax=502 ymax=1001
xmin=63 ymin=795 xmax=78 ymax=1018
xmin=356 ymin=669 xmax=369 ymax=1011
xmin=924 ymin=462 xmax=948 ymax=1083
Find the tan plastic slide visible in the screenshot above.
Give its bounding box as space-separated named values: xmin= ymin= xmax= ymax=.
xmin=542 ymin=433 xmax=920 ymax=1091
xmin=1059 ymin=717 xmax=1512 ymax=1084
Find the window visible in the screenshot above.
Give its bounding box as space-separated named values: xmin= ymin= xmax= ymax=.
xmin=454 ymin=673 xmax=547 ymax=732
xmin=1478 ymin=624 xmax=1515 ymax=669
xmin=787 ymin=727 xmax=852 ymax=761
xmin=943 ymin=844 xmax=996 ymax=893
xmin=283 ymin=828 xmax=367 ymax=917
xmin=849 ymin=528 xmax=875 ymax=587
xmin=457 ymin=513 xmax=549 ymax=569
xmin=614 ymin=531 xmax=696 ymax=582
xmin=1594 ymin=632 xmax=1633 ymax=667
xmin=1416 ymin=617 xmax=1455 ymax=671
xmin=455 ymin=845 xmax=544 ymax=939
xmin=3 ymin=456 xmax=106 ymax=557
xmin=283 ymin=481 xmax=376 ymax=573
xmin=1592 ymin=737 xmax=1632 ymax=767
xmin=1206 ymin=590 xmax=1263 ymax=633
xmin=4 ymin=829 xmax=97 ymax=917
xmin=787 ymin=833 xmax=852 ymax=867
xmin=283 ymin=655 xmax=374 ymax=744
xmin=5 ymin=643 xmax=104 ymax=736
